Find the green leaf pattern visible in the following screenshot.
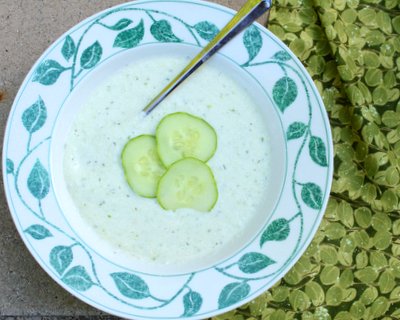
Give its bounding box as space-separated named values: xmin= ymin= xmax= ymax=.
xmin=27 ymin=160 xmax=50 ymax=200
xmin=21 ymin=96 xmax=47 ymax=133
xmin=150 ymin=20 xmax=181 ymax=42
xmin=243 ymin=25 xmax=262 ymax=63
xmin=287 ymin=122 xmax=307 ymax=140
xmin=80 ymin=41 xmax=103 ymax=69
xmin=218 ymin=282 xmax=251 ymax=309
xmin=62 ymin=266 xmax=93 ymax=291
xmin=238 ymin=253 xmax=275 ymax=274
xmin=309 ymin=136 xmax=328 ymax=167
xmin=61 ymin=35 xmax=76 ymax=61
xmin=24 ymin=224 xmax=52 ymax=240
xmin=33 ymin=60 xmax=66 ymax=85
xmin=301 ymin=183 xmax=323 ymax=210
xmin=273 ymin=76 xmax=298 ymax=112
xmin=273 ymin=50 xmax=292 ymax=61
xmin=104 ymin=18 xmax=133 ymax=30
xmin=113 ymin=20 xmax=145 ymax=48
xmin=182 ymin=291 xmax=203 ymax=316
xmin=194 ymin=21 xmax=219 ymax=41
xmin=260 ymin=218 xmax=290 ymax=247
xmin=6 ymin=158 xmax=14 ymax=174
xmin=50 ymin=246 xmax=73 ymax=275
xmin=111 ymin=272 xmax=150 ymax=299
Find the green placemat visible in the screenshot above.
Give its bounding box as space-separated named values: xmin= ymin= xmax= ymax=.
xmin=212 ymin=0 xmax=400 ymax=319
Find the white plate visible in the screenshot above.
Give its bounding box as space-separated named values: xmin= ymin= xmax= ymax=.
xmin=3 ymin=1 xmax=333 ymax=319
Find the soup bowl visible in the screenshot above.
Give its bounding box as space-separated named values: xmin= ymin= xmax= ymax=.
xmin=3 ymin=1 xmax=333 ymax=319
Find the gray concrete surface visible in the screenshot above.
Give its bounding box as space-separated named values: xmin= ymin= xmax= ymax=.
xmin=0 ymin=0 xmax=260 ymax=317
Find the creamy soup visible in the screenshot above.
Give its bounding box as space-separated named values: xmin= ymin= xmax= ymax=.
xmin=63 ymin=54 xmax=270 ymax=265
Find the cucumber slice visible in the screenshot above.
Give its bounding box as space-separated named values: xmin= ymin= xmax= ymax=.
xmin=121 ymin=135 xmax=165 ymax=198
xmin=157 ymin=158 xmax=218 ymax=212
xmin=156 ymin=112 xmax=217 ymax=167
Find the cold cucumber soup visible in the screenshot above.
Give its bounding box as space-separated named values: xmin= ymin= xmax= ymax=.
xmin=63 ymin=53 xmax=271 ymax=266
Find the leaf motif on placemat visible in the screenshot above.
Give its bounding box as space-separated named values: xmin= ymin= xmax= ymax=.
xmin=110 ymin=272 xmax=150 ymax=299
xmin=22 ymin=96 xmax=47 ymax=133
xmin=62 ymin=266 xmax=93 ymax=291
xmin=218 ymin=282 xmax=250 ymax=309
xmin=150 ymin=20 xmax=181 ymax=42
xmin=182 ymin=291 xmax=203 ymax=316
xmin=27 ymin=160 xmax=50 ymax=200
xmin=113 ymin=20 xmax=145 ymax=48
xmin=305 ymin=281 xmax=325 ymax=306
xmin=24 ymin=224 xmax=52 ymax=240
xmin=50 ymin=246 xmax=73 ymax=275
xmin=238 ymin=252 xmax=275 ymax=273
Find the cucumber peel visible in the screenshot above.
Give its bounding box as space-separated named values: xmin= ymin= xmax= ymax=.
xmin=121 ymin=135 xmax=165 ymax=198
xmin=157 ymin=158 xmax=218 ymax=212
xmin=156 ymin=112 xmax=217 ymax=167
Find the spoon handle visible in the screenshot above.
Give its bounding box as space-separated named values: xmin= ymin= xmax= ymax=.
xmin=142 ymin=0 xmax=272 ymax=115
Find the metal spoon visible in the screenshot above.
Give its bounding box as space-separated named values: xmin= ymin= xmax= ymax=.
xmin=142 ymin=0 xmax=272 ymax=115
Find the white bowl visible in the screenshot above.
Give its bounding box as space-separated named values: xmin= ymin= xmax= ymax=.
xmin=2 ymin=1 xmax=333 ymax=319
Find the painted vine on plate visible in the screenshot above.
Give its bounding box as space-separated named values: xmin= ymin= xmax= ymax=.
xmin=6 ymin=7 xmax=330 ymax=317
xmin=32 ymin=8 xmax=221 ymax=92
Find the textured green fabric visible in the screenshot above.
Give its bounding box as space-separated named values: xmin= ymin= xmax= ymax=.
xmin=211 ymin=0 xmax=400 ymax=319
